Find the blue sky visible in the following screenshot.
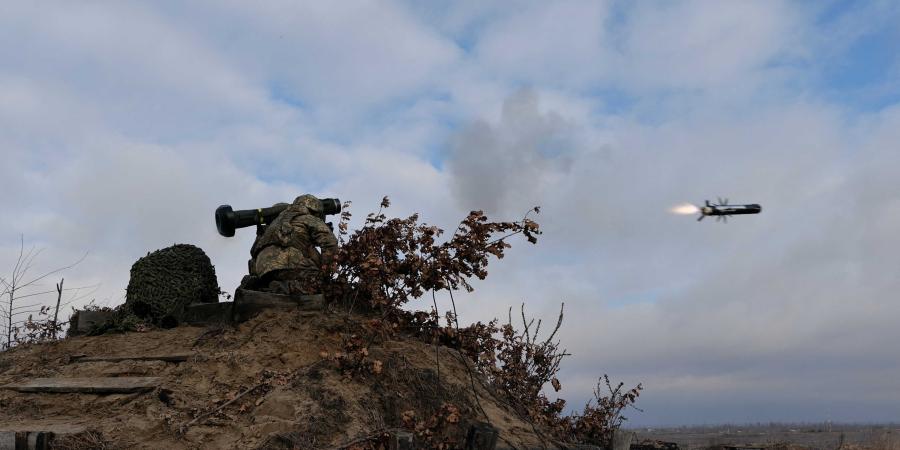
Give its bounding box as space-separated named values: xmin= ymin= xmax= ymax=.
xmin=2 ymin=0 xmax=899 ymax=426
xmin=811 ymin=1 xmax=900 ymax=110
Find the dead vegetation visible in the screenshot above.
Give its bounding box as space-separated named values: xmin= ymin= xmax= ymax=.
xmin=49 ymin=428 xmax=114 ymax=450
xmin=0 ymin=197 xmax=642 ymax=449
xmin=1 ymin=236 xmax=94 ymax=350
xmin=315 ymin=197 xmax=642 ymax=447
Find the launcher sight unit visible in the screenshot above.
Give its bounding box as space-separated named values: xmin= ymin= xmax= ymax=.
xmin=215 ymin=198 xmax=341 ymax=237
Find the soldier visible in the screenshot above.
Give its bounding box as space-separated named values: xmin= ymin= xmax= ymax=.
xmin=243 ymin=194 xmax=338 ymax=295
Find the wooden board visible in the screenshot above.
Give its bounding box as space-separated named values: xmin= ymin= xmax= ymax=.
xmin=70 ymin=354 xmax=191 ymax=363
xmin=1 ymin=377 xmax=162 ymax=394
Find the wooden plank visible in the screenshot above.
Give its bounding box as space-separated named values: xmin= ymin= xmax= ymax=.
xmin=1 ymin=377 xmax=161 ymax=394
xmin=70 ymin=354 xmax=191 ymax=363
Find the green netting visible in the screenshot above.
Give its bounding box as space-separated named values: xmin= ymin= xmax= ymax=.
xmin=124 ymin=244 xmax=219 ymax=327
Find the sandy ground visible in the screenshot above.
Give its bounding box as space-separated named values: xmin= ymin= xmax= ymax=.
xmin=0 ymin=308 xmax=555 ymax=449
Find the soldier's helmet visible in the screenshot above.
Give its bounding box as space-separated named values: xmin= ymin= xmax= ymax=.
xmin=293 ymin=194 xmax=323 ymax=217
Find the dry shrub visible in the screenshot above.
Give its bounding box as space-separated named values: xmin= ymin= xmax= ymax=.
xmin=51 ymin=429 xmax=113 ymax=450
xmin=406 ymin=305 xmax=642 ymax=445
xmin=400 ymin=403 xmax=466 ymax=449
xmin=321 ymin=198 xmax=641 ymax=446
xmin=320 ymin=331 xmax=384 ymax=379
xmin=568 ymin=375 xmax=643 ymax=447
xmin=327 ymin=197 xmax=540 ymax=312
xmin=492 ymin=304 xmax=569 ymax=430
xmin=415 ymin=304 xmax=571 ymax=430
xmin=12 ymin=306 xmax=65 ymax=346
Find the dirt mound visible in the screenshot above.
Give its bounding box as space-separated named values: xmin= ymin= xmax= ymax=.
xmin=0 ymin=307 xmax=554 ymax=449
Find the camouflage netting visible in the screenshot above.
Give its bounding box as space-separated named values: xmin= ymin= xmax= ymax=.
xmin=124 ymin=243 xmax=220 ymax=328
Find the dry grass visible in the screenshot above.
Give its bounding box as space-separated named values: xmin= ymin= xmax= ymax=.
xmin=51 ymin=429 xmax=114 ymax=450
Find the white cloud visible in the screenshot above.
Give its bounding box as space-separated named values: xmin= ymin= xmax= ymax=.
xmin=160 ymin=0 xmax=462 ymax=122
xmin=615 ymin=1 xmax=802 ymax=91
xmin=474 ymin=0 xmax=612 ymax=88
xmin=444 ymin=91 xmax=900 ymax=423
xmin=2 ymin=0 xmax=899 ymax=426
xmin=0 ymin=3 xmax=275 ymax=141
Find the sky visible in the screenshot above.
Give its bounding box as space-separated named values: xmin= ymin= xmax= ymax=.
xmin=1 ymin=0 xmax=899 ymax=426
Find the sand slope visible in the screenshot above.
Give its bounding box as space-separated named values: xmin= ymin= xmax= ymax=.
xmin=0 ymin=308 xmax=554 ymax=449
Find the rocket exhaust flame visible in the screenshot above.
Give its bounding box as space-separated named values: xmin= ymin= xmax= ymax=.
xmin=670 ymin=203 xmax=700 ymax=215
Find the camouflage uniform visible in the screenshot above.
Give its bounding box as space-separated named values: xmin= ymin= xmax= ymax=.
xmin=246 ymin=194 xmax=338 ymax=295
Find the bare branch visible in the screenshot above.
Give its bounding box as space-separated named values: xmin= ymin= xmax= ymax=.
xmin=2 ymin=236 xmax=90 ymax=349
xmin=18 ymin=247 xmax=44 ymax=284
xmin=10 ymin=303 xmax=44 ymax=312
xmin=16 ymin=251 xmax=88 ymax=291
xmin=59 ymin=284 xmax=102 ymax=308
xmin=545 ymin=302 xmax=565 ymax=344
xmin=10 ymin=235 xmax=25 ymax=285
xmin=10 ymin=309 xmax=47 ymax=317
xmin=11 ymin=284 xmax=101 ymax=302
